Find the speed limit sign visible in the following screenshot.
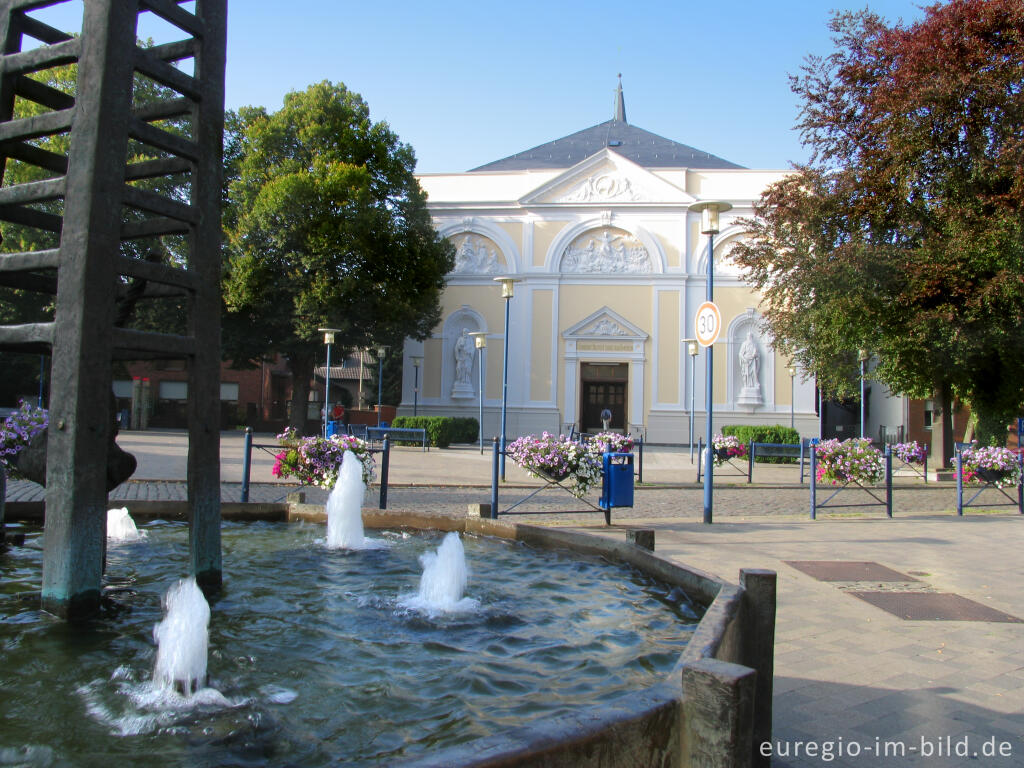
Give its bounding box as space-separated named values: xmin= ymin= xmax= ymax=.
xmin=694 ymin=301 xmax=722 ymax=347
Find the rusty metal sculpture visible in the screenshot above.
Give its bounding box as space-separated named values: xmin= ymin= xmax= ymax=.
xmin=0 ymin=0 xmax=227 ymax=618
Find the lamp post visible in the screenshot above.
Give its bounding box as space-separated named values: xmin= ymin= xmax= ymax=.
xmin=375 ymin=344 xmax=389 ymax=427
xmin=494 ymin=276 xmax=520 ymax=480
xmin=411 ymin=356 xmax=423 ymax=417
xmin=691 ymin=200 xmax=731 ymax=525
xmin=469 ymin=332 xmax=487 ymax=454
xmin=317 ymin=327 xmax=340 ymax=438
xmin=858 ymin=348 xmax=869 ymax=438
xmin=684 ymin=338 xmax=698 ymax=460
xmin=788 ymin=363 xmax=797 ymax=430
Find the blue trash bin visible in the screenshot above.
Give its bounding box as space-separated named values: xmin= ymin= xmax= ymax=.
xmin=327 ymin=420 xmax=340 ymax=438
xmin=600 ymin=452 xmax=634 ymax=513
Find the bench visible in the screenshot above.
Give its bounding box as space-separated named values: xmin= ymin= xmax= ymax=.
xmin=365 ymin=426 xmax=428 ymax=451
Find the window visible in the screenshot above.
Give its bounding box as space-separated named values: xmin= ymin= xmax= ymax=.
xmin=220 ymin=382 xmax=239 ymax=402
xmin=112 ymin=380 xmax=133 ymax=398
xmin=159 ymin=381 xmax=188 ymax=400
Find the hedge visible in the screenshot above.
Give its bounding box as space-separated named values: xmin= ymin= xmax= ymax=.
xmin=390 ymin=416 xmax=479 ymax=448
xmin=722 ymin=424 xmax=801 ymax=464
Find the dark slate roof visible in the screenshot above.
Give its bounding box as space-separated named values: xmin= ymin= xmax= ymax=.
xmin=469 ymin=118 xmax=744 ymax=172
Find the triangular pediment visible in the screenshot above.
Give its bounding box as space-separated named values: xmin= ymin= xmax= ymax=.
xmin=519 ymin=149 xmax=694 ymax=206
xmin=563 ymin=307 xmax=648 ymax=341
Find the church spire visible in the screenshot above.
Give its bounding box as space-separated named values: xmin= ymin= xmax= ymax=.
xmin=614 ymin=74 xmax=627 ymax=124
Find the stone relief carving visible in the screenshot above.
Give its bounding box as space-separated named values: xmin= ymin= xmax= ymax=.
xmin=558 ymin=172 xmax=647 ymax=203
xmin=452 ymin=235 xmax=499 ymax=274
xmin=586 ymin=318 xmax=629 ymax=336
xmin=560 ymin=228 xmax=651 ymax=274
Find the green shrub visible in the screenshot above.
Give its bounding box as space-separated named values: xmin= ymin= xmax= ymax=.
xmin=722 ymin=424 xmax=801 ymax=463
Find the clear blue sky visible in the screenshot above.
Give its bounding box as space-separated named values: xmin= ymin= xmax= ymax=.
xmin=39 ymin=1 xmax=929 ymax=173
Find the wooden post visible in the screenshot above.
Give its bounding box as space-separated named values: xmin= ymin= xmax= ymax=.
xmin=42 ymin=1 xmax=139 ymax=619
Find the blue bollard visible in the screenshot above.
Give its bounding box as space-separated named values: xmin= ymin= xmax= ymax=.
xmin=490 ymin=438 xmax=499 ymax=519
xmin=379 ymin=436 xmax=390 ymax=510
xmin=241 ymin=427 xmax=253 ymax=503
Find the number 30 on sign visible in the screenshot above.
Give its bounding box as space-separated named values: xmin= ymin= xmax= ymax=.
xmin=694 ymin=301 xmax=721 ymax=347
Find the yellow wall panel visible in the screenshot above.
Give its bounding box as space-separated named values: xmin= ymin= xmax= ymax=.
xmin=498 ymin=221 xmax=522 ymax=252
xmin=658 ymin=291 xmax=679 ymax=400
xmin=533 ymin=221 xmax=567 ymax=268
xmin=531 ymin=290 xmax=553 ymax=401
xmin=423 ymin=338 xmax=443 ymax=398
xmin=487 ymin=338 xmax=503 ymax=400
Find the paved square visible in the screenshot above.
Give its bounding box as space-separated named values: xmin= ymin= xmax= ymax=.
xmin=785 ymin=560 xmax=918 ymax=582
xmin=850 ymin=591 xmax=1024 ymax=622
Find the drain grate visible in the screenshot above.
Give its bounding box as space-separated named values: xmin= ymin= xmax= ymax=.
xmin=850 ymin=592 xmax=1023 ymax=623
xmin=785 ymin=561 xmax=918 ymax=582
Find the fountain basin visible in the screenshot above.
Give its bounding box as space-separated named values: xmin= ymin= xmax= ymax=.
xmin=1 ymin=504 xmax=774 ymax=767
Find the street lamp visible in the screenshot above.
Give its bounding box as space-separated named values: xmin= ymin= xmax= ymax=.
xmin=469 ymin=332 xmax=487 ymax=454
xmin=691 ymin=200 xmax=732 ymax=525
xmin=858 ymin=348 xmax=869 ymax=438
xmin=788 ymin=362 xmax=797 ymax=430
xmin=494 ymin=276 xmax=520 ymax=480
xmin=411 ymin=356 xmax=423 ymax=417
xmin=317 ymin=327 xmax=340 ymax=438
xmin=375 ymin=344 xmax=389 ymax=426
xmin=683 ymin=338 xmax=699 ymax=459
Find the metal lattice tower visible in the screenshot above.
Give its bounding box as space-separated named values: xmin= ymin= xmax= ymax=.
xmin=0 ymin=0 xmax=227 ymax=618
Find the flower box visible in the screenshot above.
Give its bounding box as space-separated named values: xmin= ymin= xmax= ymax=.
xmin=507 ymin=432 xmax=603 ymax=498
xmin=815 ymin=438 xmax=884 ymax=486
xmin=957 ymin=443 xmax=1021 ymax=488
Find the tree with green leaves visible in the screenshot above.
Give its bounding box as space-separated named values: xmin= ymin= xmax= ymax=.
xmin=732 ymin=0 xmax=1024 ymax=457
xmin=222 ymin=81 xmax=454 ymax=433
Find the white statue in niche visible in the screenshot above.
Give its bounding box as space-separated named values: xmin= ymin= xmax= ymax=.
xmin=740 ymin=332 xmax=760 ymax=389
xmin=737 ymin=331 xmax=763 ymax=408
xmin=451 ymin=328 xmax=475 ymax=399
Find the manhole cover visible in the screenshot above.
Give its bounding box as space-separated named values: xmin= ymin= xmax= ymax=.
xmin=850 ymin=592 xmax=1023 ymax=622
xmin=785 ymin=561 xmax=917 ymax=582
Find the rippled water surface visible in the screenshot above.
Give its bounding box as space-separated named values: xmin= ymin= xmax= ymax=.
xmin=0 ymin=521 xmax=703 ymax=767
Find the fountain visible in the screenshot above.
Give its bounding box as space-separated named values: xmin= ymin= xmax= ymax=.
xmin=107 ymin=507 xmax=146 ymax=542
xmin=324 ymin=451 xmax=382 ymax=550
xmin=0 ymin=447 xmax=775 ymax=767
xmin=152 ymin=577 xmax=211 ymax=694
xmin=399 ymin=531 xmax=478 ymax=615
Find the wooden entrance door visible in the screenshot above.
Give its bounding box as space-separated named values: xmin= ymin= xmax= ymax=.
xmin=580 ymin=361 xmax=628 ymax=433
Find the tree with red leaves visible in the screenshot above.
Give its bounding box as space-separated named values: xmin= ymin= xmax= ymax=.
xmin=734 ymin=0 xmax=1024 ymax=456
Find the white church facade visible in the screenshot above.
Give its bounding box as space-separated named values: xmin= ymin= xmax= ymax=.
xmin=399 ymin=85 xmax=819 ymax=444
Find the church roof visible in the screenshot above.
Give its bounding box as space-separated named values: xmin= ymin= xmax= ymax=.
xmin=470 ymin=78 xmax=744 ymax=172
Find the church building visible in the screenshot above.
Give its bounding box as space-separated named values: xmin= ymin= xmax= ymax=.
xmin=399 ymin=82 xmax=818 ymax=444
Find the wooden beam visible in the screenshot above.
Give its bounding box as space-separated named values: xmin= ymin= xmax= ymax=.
xmin=0 ymin=203 xmax=62 ymax=232
xmin=139 ymin=0 xmax=205 ymax=38
xmin=0 ymin=141 xmax=68 ymax=174
xmin=115 ymin=254 xmax=198 ymax=290
xmin=124 ymin=155 xmax=191 ymax=180
xmin=0 ymin=176 xmax=64 ymax=206
xmin=120 ymin=215 xmax=190 ymax=239
xmin=0 ymin=108 xmax=74 ymax=143
xmin=0 ymin=37 xmax=79 ymax=77
xmin=134 ymin=46 xmax=200 ymax=101
xmin=122 ymin=184 xmax=197 ymax=223
xmin=14 ymin=74 xmax=75 ymax=110
xmin=128 ymin=116 xmax=199 ymax=161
